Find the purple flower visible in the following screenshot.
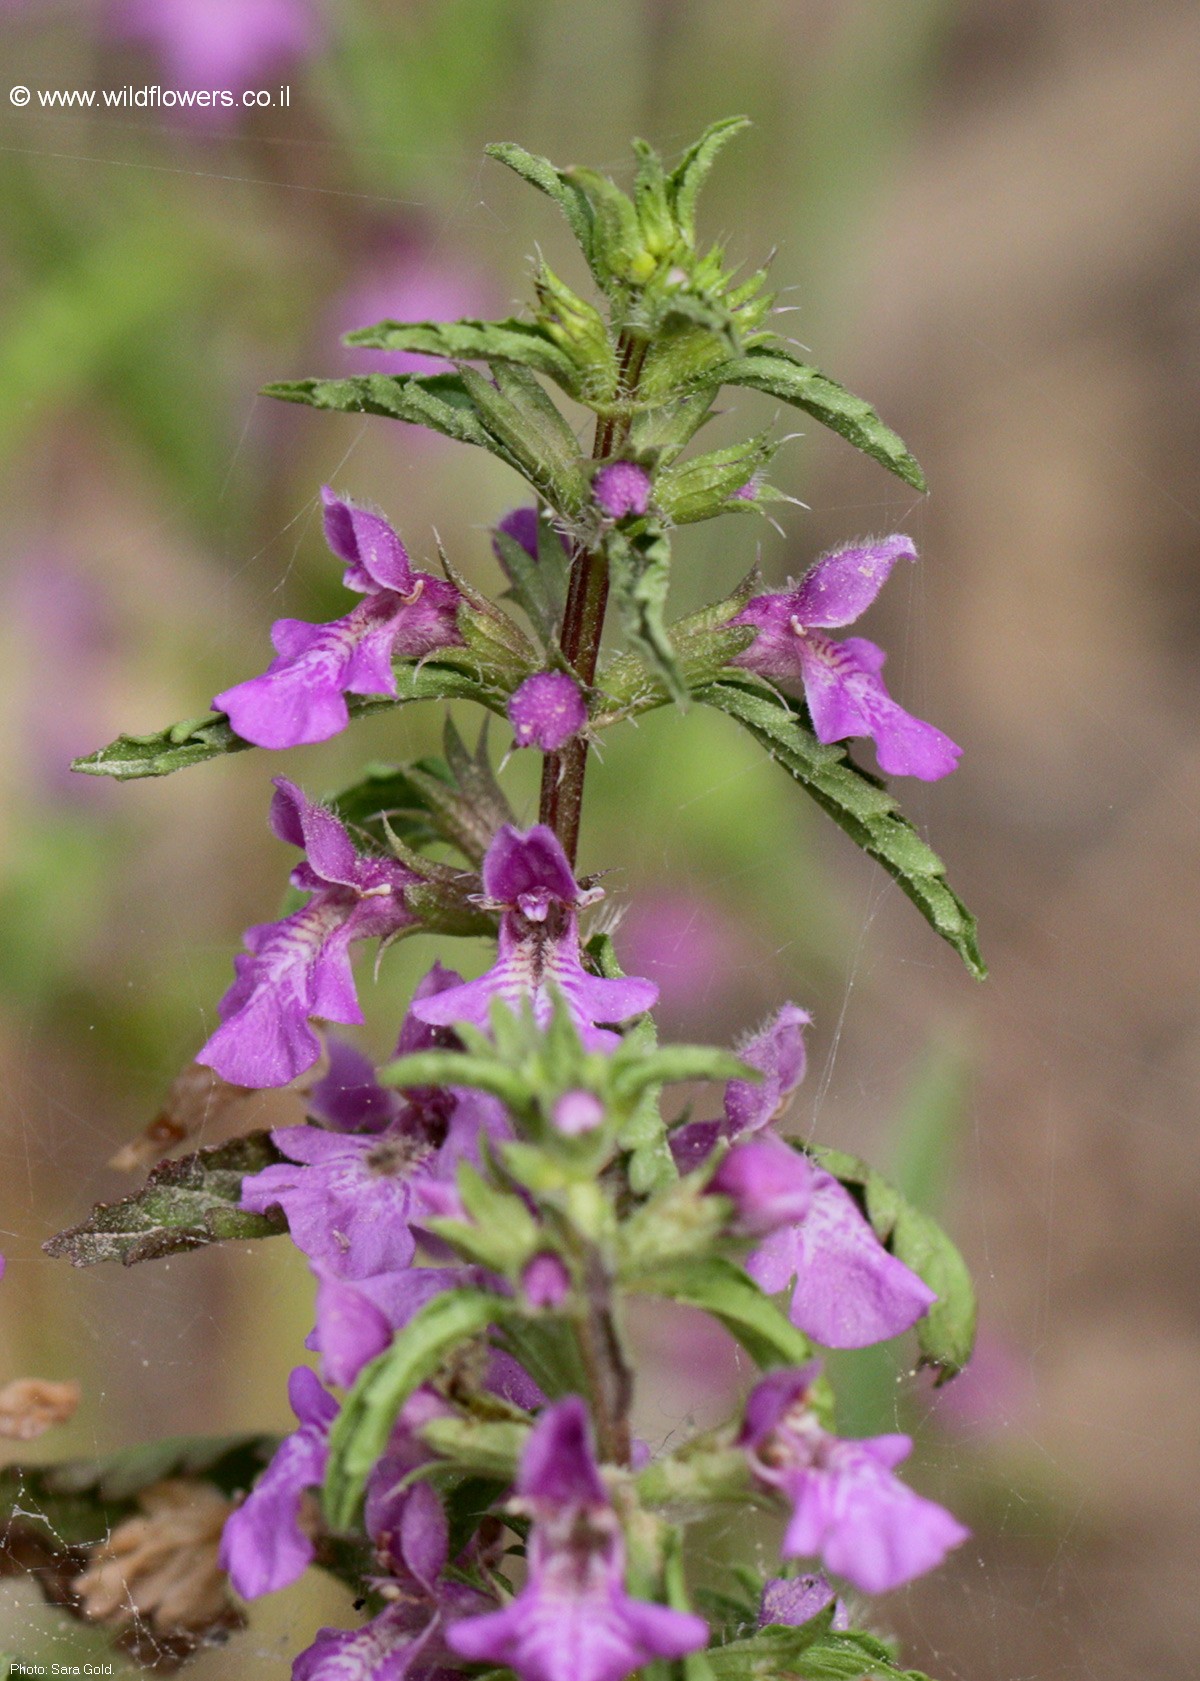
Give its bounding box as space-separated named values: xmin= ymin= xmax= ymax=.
xmin=220 ymin=1366 xmax=336 ymax=1600
xmin=305 ymin=964 xmax=465 ymax=1135
xmin=670 ymin=1003 xmax=810 ymax=1173
xmin=593 ymin=463 xmax=652 ymax=520
xmin=214 ymin=489 xmax=462 ymax=750
xmin=724 ymin=1004 xmax=811 ymax=1135
xmin=741 ymin=1368 xmax=968 ymax=1594
xmin=709 ymin=1134 xmax=813 ymax=1237
xmin=112 ymin=0 xmax=320 ymax=119
xmin=307 ymin=1037 xmax=403 ymax=1135
xmin=240 ymin=1123 xmax=432 ymax=1278
xmin=743 ymin=1158 xmax=936 ymax=1349
xmin=508 ymin=673 xmax=588 ymax=752
xmin=295 ymin=1447 xmax=493 ymax=1680
xmin=447 ymin=1398 xmax=708 ymax=1681
xmin=197 ymin=780 xmax=420 ymax=1089
xmin=308 ymin=1265 xmax=485 ymax=1388
xmin=242 ymin=1061 xmax=509 ymax=1285
xmin=733 ymin=536 xmax=960 ymax=780
xmin=412 ymin=826 xmax=657 ymax=1050
xmin=759 ymin=1574 xmax=847 ymax=1631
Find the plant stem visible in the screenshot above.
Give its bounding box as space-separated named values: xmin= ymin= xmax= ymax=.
xmin=539 ymin=335 xmax=647 ymax=863
xmin=575 ymin=1247 xmax=635 ymax=1466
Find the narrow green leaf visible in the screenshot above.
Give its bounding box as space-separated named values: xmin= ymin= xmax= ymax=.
xmin=631 ymin=138 xmax=676 ymax=258
xmin=344 ymin=317 xmax=582 ymax=394
xmin=627 ymin=388 xmax=718 ymax=466
xmin=485 ymin=142 xmax=596 ymax=263
xmin=631 ymin=1257 xmax=812 ymax=1369
xmin=73 ymin=661 xmax=498 ymax=782
xmin=655 ymin=432 xmax=779 ymax=525
xmin=563 ymin=165 xmax=645 ymax=288
xmin=611 ymin=1045 xmax=751 ymax=1101
xmin=667 ymin=117 xmax=752 ymax=246
xmin=459 ymin=362 xmax=590 ymax=514
xmin=810 ymin=1145 xmax=976 ymax=1381
xmin=607 ymin=525 xmax=685 ymax=703
xmin=709 ymin=347 xmax=927 ymax=492
xmin=324 ymin=1288 xmax=506 ymax=1530
xmin=534 ymin=264 xmax=620 ymax=400
xmin=595 ymin=572 xmax=759 ymax=721
xmin=661 ymin=1525 xmax=717 ymax=1681
xmin=264 ymin=370 xmax=520 ymax=464
xmin=43 ymin=1133 xmax=285 ymax=1267
xmin=493 ymin=527 xmax=569 ymax=647
xmin=380 ymin=1050 xmax=531 ymax=1111
xmin=697 ymin=677 xmax=985 ymax=979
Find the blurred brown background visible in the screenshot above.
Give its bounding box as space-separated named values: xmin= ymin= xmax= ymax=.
xmin=1 ymin=0 xmax=1198 ymax=1675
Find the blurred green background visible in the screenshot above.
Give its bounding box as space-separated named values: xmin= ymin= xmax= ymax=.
xmin=3 ymin=0 xmax=1199 ymax=1674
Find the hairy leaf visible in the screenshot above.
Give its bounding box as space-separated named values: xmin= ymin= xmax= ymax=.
xmin=810 ymin=1145 xmax=976 ymax=1381
xmin=698 ymin=677 xmax=985 ymax=979
xmin=324 ymin=1288 xmax=506 ymax=1530
xmin=343 ymin=316 xmax=583 ymax=394
xmin=606 ymin=525 xmax=685 ymax=702
xmin=73 ymin=661 xmax=500 ymax=781
xmin=264 ymin=369 xmax=518 ymax=460
xmin=667 ymin=117 xmax=752 ymax=247
xmin=458 ymin=362 xmax=590 ymax=513
xmin=655 ymin=432 xmax=779 ymax=524
xmin=596 ymin=572 xmax=758 ymax=720
xmin=485 ymin=142 xmax=596 ymax=265
xmin=43 ymin=1133 xmax=285 ymax=1267
xmin=492 ymin=525 xmax=570 ymax=647
xmin=333 ymin=721 xmax=513 ymax=868
xmin=631 ymin=1257 xmax=812 ymax=1369
xmin=709 ymin=347 xmax=927 ymax=492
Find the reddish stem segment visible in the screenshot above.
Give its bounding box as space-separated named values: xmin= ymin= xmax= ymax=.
xmin=539 ymin=337 xmax=647 ymax=863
